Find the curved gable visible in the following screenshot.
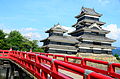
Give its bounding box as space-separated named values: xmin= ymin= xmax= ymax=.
xmin=89 ymin=23 xmax=102 ymax=30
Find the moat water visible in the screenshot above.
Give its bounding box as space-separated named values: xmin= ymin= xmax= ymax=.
xmin=0 ymin=68 xmax=6 ymax=79
xmin=0 ymin=66 xmax=33 ymax=79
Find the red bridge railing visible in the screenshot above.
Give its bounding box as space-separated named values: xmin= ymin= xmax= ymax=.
xmin=0 ymin=50 xmax=119 ymax=79
xmin=34 ymin=52 xmax=120 ymax=79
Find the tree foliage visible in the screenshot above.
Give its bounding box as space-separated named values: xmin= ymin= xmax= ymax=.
xmin=0 ymin=30 xmax=44 ymax=52
xmin=114 ymin=54 xmax=120 ymax=60
xmin=0 ymin=30 xmax=7 ymax=49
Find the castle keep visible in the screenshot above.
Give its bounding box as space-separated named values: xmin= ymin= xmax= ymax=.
xmin=41 ymin=7 xmax=116 ymax=54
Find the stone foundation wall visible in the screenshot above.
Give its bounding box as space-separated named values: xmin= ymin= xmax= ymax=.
xmin=76 ymin=53 xmax=118 ymax=63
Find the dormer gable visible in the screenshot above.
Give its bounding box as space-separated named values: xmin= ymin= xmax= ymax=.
xmin=45 ymin=23 xmax=68 ymax=33
xmin=89 ymin=23 xmax=102 ymax=30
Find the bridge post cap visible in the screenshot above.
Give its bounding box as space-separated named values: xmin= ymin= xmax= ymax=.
xmin=51 ymin=59 xmax=57 ymax=63
xmin=36 ymin=54 xmax=39 ymax=56
xmin=64 ymin=55 xmax=66 ymax=57
xmin=82 ymin=57 xmax=84 ymax=59
xmin=84 ymin=69 xmax=93 ymax=75
xmin=108 ymin=62 xmax=114 ymax=65
xmin=26 ymin=52 xmax=29 ymax=53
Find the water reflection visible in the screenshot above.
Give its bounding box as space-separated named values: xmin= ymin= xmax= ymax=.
xmin=0 ymin=68 xmax=6 ymax=79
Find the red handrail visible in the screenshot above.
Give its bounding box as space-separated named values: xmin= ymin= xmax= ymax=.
xmin=32 ymin=52 xmax=120 ymax=78
xmin=0 ymin=50 xmax=117 ymax=79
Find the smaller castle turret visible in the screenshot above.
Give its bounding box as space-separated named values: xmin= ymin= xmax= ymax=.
xmin=40 ymin=23 xmax=78 ymax=54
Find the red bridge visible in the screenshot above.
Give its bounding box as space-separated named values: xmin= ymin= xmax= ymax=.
xmin=0 ymin=49 xmax=120 ymax=79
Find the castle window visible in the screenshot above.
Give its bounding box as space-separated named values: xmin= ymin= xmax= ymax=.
xmin=85 ymin=16 xmax=99 ymax=21
xmin=49 ymin=33 xmax=63 ymax=36
xmin=91 ymin=31 xmax=99 ymax=35
xmin=93 ymin=42 xmax=101 ymax=45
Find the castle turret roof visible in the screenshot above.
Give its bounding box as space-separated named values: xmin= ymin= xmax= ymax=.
xmin=40 ymin=36 xmax=79 ymax=44
xmin=42 ymin=44 xmax=77 ymax=52
xmin=77 ymin=43 xmax=115 ymax=49
xmin=75 ymin=7 xmax=102 ymax=18
xmin=69 ymin=23 xmax=110 ymax=34
xmin=45 ymin=23 xmax=68 ymax=33
xmin=78 ymin=35 xmax=116 ymax=43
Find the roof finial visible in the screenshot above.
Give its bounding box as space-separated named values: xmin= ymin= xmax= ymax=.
xmin=57 ymin=22 xmax=60 ymax=25
xmin=93 ymin=8 xmax=95 ymax=11
xmin=82 ymin=6 xmax=84 ymax=9
xmin=81 ymin=6 xmax=85 ymax=12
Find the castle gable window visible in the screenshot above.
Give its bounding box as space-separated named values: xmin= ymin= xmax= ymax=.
xmin=91 ymin=27 xmax=99 ymax=30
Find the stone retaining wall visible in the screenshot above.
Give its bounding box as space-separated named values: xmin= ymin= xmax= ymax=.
xmin=76 ymin=53 xmax=119 ymax=63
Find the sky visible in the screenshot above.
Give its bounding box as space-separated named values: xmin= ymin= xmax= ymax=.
xmin=0 ymin=0 xmax=120 ymax=47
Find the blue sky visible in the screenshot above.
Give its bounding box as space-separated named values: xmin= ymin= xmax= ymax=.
xmin=0 ymin=0 xmax=120 ymax=47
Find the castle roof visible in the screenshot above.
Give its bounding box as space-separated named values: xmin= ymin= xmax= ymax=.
xmin=45 ymin=23 xmax=68 ymax=33
xmin=69 ymin=24 xmax=110 ymax=34
xmin=77 ymin=43 xmax=115 ymax=49
xmin=42 ymin=44 xmax=77 ymax=52
xmin=75 ymin=7 xmax=102 ymax=18
xmin=78 ymin=35 xmax=116 ymax=43
xmin=40 ymin=36 xmax=79 ymax=44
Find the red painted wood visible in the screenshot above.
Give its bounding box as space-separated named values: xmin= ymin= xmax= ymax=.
xmin=0 ymin=50 xmax=118 ymax=79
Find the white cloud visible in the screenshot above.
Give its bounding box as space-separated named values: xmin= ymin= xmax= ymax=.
xmin=0 ymin=23 xmax=41 ymax=40
xmin=62 ymin=26 xmax=75 ymax=33
xmin=23 ymin=32 xmax=41 ymax=39
xmin=0 ymin=24 xmax=12 ymax=33
xmin=20 ymin=27 xmax=37 ymax=32
xmin=61 ymin=26 xmax=75 ymax=36
xmin=103 ymin=24 xmax=120 ymax=40
xmin=20 ymin=27 xmax=41 ymax=40
xmin=0 ymin=24 xmax=5 ymax=27
xmin=98 ymin=0 xmax=110 ymax=5
xmin=3 ymin=29 xmax=11 ymax=33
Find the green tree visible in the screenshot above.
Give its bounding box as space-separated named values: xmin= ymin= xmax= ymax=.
xmin=21 ymin=38 xmax=32 ymax=51
xmin=0 ymin=30 xmax=44 ymax=52
xmin=31 ymin=40 xmax=44 ymax=52
xmin=114 ymin=54 xmax=120 ymax=60
xmin=0 ymin=30 xmax=8 ymax=50
xmin=6 ymin=30 xmax=24 ymax=50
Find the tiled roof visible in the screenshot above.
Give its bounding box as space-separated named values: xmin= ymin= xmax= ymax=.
xmin=45 ymin=23 xmax=68 ymax=33
xmin=77 ymin=43 xmax=115 ymax=49
xmin=41 ymin=35 xmax=79 ymax=43
xmin=82 ymin=7 xmax=102 ymax=16
xmin=78 ymin=35 xmax=116 ymax=42
xmin=43 ymin=44 xmax=77 ymax=52
xmin=72 ymin=19 xmax=105 ymax=28
xmin=80 ymin=19 xmax=105 ymax=25
xmin=75 ymin=7 xmax=102 ymax=18
xmin=69 ymin=26 xmax=110 ymax=34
